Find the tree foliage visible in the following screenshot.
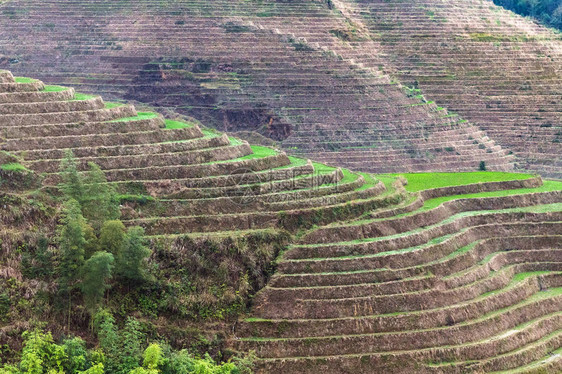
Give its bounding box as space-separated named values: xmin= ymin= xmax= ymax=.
xmin=59 ymin=153 xmax=119 ymax=231
xmin=494 ymin=0 xmax=562 ymax=30
xmin=19 ymin=330 xmax=66 ymax=374
xmin=142 ymin=344 xmax=163 ymax=372
xmin=56 ymin=155 xmax=153 ymax=320
xmin=80 ymin=251 xmax=115 ymax=315
xmin=57 ymin=156 xmax=152 ymax=320
xmin=98 ymin=220 xmax=126 ymax=266
xmin=57 ymin=199 xmax=88 ymax=296
xmin=59 ymin=150 xmax=85 ymax=204
xmin=1 ymin=321 xmax=252 ymax=374
xmin=119 ymin=226 xmax=151 ymax=283
xmin=0 ymin=331 xmax=106 ymax=374
xmin=119 ymin=318 xmax=144 ymax=374
xmin=83 ymin=223 xmax=100 ymax=259
xmin=94 ymin=311 xmax=119 ymax=373
xmin=62 ymin=337 xmax=88 ymax=373
xmin=82 ymin=162 xmax=120 ymax=230
xmin=2 ymin=144 xmax=254 ymax=374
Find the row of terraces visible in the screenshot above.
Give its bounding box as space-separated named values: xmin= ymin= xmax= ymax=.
xmin=332 ymin=0 xmax=562 ymax=178
xmin=0 ymin=70 xmax=401 ymax=236
xmin=236 ymin=171 xmax=562 ymax=373
xmin=1 ymin=71 xmax=561 ymax=372
xmin=0 ymin=0 xmax=515 ymax=174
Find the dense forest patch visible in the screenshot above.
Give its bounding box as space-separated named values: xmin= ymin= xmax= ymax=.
xmin=494 ymin=0 xmax=562 ymax=30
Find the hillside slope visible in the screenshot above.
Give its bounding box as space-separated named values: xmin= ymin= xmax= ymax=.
xmin=336 ymin=0 xmax=562 ymax=178
xmin=0 ymin=69 xmax=389 ymax=362
xmin=0 ymin=0 xmax=515 ymax=173
xmin=0 ymin=71 xmax=561 ymax=372
xmin=238 ymin=172 xmax=562 ymax=373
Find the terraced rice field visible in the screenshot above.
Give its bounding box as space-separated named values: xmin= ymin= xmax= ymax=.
xmin=1 ymin=71 xmax=560 ymax=372
xmin=236 ymin=172 xmax=562 ymax=373
xmin=0 ymin=0 xmax=517 ymax=174
xmin=0 ymin=70 xmax=394 ymax=236
xmin=340 ymin=0 xmax=562 ymax=178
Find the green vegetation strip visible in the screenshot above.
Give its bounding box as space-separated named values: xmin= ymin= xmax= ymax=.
xmin=160 ymin=132 xmax=221 ymax=144
xmin=241 ymin=145 xmax=277 ymax=159
xmin=107 ymin=112 xmax=159 ymax=122
xmin=110 ymin=156 xmax=309 ymax=187
xmin=200 ymin=128 xmax=221 ymax=137
xmin=147 ymin=228 xmax=281 ymax=240
xmin=363 ymin=180 xmax=562 ymax=224
xmin=164 ymin=119 xmax=195 ymax=129
xmin=275 ymin=156 xmax=308 ymax=169
xmin=356 ymin=172 xmax=379 ymax=191
xmin=296 ymin=203 xmax=562 ymax=248
xmin=42 ymin=85 xmax=69 ymax=92
xmin=244 ymin=273 xmax=561 ymax=341
xmin=104 ymin=102 xmax=124 ymax=109
xmin=246 ymin=283 xmax=562 ymax=326
xmin=383 ymin=172 xmax=536 ymax=192
xmin=228 ymin=136 xmax=244 ymax=145
xmin=71 ymin=93 xmax=96 ymax=101
xmin=159 ymin=169 xmax=344 ymax=203
xmin=334 ymin=180 xmax=562 ymax=227
xmin=13 ymin=76 xmax=36 ymax=83
xmin=292 ymin=230 xmax=462 ymax=262
xmin=214 ymin=145 xmax=278 ymax=163
xmin=270 ymin=276 xmax=433 ymax=294
xmin=431 ymin=328 xmax=562 ymax=369
xmin=282 ymin=234 xmax=556 ymax=278
xmin=418 ymin=180 xmax=562 ymax=211
xmin=311 ymin=161 xmax=336 ymax=174
xmin=491 ymin=347 xmax=562 ymax=373
xmin=248 ymin=276 xmax=562 ymax=336
xmin=0 ymin=162 xmax=28 ymax=172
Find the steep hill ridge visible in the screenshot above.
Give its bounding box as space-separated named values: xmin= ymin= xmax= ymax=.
xmin=0 ymin=0 xmax=516 ymax=173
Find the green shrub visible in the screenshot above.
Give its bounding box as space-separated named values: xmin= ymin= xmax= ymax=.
xmin=117 ymin=195 xmax=154 ymax=205
xmin=0 ymin=293 xmax=10 ymax=321
xmin=479 ymin=161 xmax=487 ymax=171
xmin=21 ymin=237 xmax=53 ymax=279
xmin=1 ymin=321 xmax=252 ymax=373
xmin=0 ymin=163 xmax=28 ymax=172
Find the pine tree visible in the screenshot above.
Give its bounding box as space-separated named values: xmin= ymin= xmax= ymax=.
xmin=80 ymin=251 xmax=115 ymax=315
xmin=58 ymin=200 xmax=86 ymax=293
xmin=83 ymin=162 xmax=120 ymax=231
xmin=59 ymin=150 xmax=85 ymax=203
xmin=119 ymin=226 xmax=151 ymax=283
xmin=57 ymin=199 xmax=88 ymax=331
